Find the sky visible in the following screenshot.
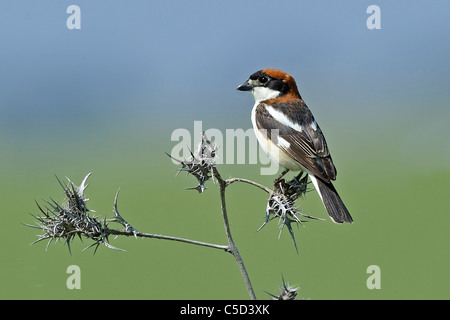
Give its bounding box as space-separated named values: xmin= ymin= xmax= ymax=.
xmin=1 ymin=1 xmax=449 ymax=169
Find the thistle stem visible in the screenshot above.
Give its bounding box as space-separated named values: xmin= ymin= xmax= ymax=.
xmin=106 ymin=229 xmax=229 ymax=251
xmin=213 ymin=167 xmax=257 ymax=300
xmin=226 ymin=177 xmax=272 ymax=194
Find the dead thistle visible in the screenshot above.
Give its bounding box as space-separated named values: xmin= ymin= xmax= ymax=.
xmin=267 ymin=276 xmax=300 ymax=300
xmin=167 ymin=132 xmax=217 ymax=193
xmin=258 ymin=172 xmax=324 ymax=252
xmin=25 ymin=173 xmax=136 ymax=254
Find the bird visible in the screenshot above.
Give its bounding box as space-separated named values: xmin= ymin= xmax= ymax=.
xmin=237 ymin=69 xmax=353 ymax=223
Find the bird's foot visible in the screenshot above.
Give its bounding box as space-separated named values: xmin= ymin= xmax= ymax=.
xmin=273 ymin=169 xmax=289 ymax=186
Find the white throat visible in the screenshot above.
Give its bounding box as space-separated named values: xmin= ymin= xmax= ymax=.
xmin=251 ymin=87 xmax=280 ymax=104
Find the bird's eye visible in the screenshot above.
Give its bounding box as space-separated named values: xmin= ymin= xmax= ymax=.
xmin=259 ymin=76 xmax=268 ymax=84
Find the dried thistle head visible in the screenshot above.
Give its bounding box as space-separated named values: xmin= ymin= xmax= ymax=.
xmin=25 ymin=173 xmax=130 ymax=254
xmin=267 ymin=276 xmax=299 ymax=300
xmin=258 ymin=172 xmax=323 ymax=252
xmin=169 ymin=132 xmax=218 ymax=193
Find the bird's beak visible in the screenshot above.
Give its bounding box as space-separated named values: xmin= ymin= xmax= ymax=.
xmin=236 ymin=80 xmax=253 ymax=91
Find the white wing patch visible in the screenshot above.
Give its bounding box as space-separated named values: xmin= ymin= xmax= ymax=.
xmin=277 ymin=136 xmax=291 ymax=149
xmin=264 ymin=105 xmax=303 ymax=132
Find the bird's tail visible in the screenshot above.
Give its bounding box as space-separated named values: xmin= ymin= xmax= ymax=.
xmin=310 ymin=175 xmax=353 ymax=224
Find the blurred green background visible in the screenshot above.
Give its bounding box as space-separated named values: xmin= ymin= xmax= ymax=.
xmin=1 ymin=0 xmax=450 ymax=299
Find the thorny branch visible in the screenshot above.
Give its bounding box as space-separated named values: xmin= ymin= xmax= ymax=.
xmin=26 ymin=133 xmax=313 ymax=300
xmin=25 ymin=173 xmax=228 ymax=254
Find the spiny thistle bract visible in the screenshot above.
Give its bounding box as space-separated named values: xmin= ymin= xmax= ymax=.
xmin=25 ymin=173 xmax=135 ymax=254
xmin=267 ymin=276 xmax=300 ymax=300
xmin=168 ymin=132 xmax=217 ymax=193
xmin=259 ymin=172 xmax=324 ymax=252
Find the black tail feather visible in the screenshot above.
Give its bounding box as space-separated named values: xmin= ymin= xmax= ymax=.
xmin=316 ymin=178 xmax=353 ymax=224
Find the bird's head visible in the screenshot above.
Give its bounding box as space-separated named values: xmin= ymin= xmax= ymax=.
xmin=237 ymin=69 xmax=301 ymax=103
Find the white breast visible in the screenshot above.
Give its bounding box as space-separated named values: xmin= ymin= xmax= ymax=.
xmin=251 ymin=103 xmax=303 ymax=171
